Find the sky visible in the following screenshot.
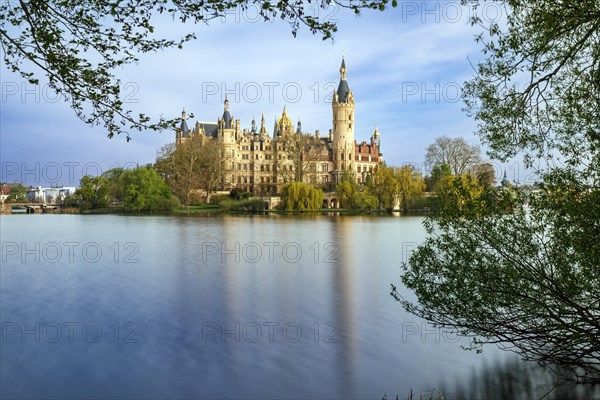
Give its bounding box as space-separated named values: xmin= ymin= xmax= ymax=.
xmin=0 ymin=1 xmax=529 ymax=187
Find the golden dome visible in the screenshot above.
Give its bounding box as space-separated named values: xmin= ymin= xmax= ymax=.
xmin=276 ymin=105 xmax=293 ymax=129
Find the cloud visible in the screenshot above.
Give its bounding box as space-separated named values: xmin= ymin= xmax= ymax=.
xmin=1 ymin=2 xmax=496 ymax=185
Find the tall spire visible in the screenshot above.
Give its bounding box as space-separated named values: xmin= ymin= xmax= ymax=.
xmin=180 ymin=107 xmax=189 ymax=137
xmin=222 ymin=95 xmax=232 ymax=128
xmin=260 ymin=111 xmax=267 ymax=134
xmin=340 ymin=55 xmax=347 ymax=81
xmin=337 ymin=55 xmax=351 ymax=102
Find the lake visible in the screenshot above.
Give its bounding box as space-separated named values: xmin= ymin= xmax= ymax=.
xmin=1 ymin=214 xmax=598 ymax=399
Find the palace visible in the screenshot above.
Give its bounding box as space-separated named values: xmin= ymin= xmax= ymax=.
xmin=175 ymin=58 xmax=383 ymax=195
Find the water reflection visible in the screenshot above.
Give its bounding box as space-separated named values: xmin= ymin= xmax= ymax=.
xmin=2 ymin=214 xmax=597 ymax=399
xmin=451 ymin=357 xmax=600 ymax=400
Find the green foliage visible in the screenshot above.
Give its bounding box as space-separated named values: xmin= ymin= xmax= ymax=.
xmin=425 ymin=163 xmax=451 ymax=191
xmin=70 ymin=175 xmax=110 ymax=210
xmin=229 ymin=188 xmax=251 ymax=201
xmin=6 ymin=184 xmax=27 ymax=202
xmin=432 ymin=174 xmax=485 ymax=216
xmin=101 ymin=167 xmax=126 ymax=203
xmin=218 ymin=198 xmax=266 ymax=212
xmin=280 ymin=181 xmax=323 ymax=211
xmin=462 ymin=1 xmax=599 ymax=168
xmin=364 ymin=164 xmax=425 ymax=211
xmin=208 ymin=194 xmax=231 ymax=205
xmin=335 ymin=180 xmax=357 ymax=209
xmin=398 ymin=0 xmax=600 ymax=382
xmin=1 ymin=0 xmax=394 ymax=139
xmin=365 ymin=164 xmax=398 ymax=210
xmin=395 ymin=181 xmax=600 ymax=381
xmin=120 ymin=166 xmax=179 ymax=211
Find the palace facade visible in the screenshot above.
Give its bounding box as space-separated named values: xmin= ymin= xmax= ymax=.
xmin=175 ymin=58 xmax=382 ymax=195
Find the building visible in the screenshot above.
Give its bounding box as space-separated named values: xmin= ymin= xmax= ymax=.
xmin=175 ymin=58 xmax=383 ymax=194
xmin=26 ymin=186 xmax=76 ymax=203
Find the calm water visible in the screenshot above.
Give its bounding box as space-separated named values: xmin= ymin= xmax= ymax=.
xmin=1 ymin=214 xmax=598 ymax=399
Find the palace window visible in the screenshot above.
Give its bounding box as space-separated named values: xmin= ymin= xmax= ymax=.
xmin=322 ymin=164 xmax=328 ymax=172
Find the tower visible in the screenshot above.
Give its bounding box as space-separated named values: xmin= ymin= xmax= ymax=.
xmin=176 ymin=108 xmax=190 ymax=145
xmin=218 ymin=96 xmax=237 ymax=188
xmin=332 ymin=56 xmax=355 ymax=179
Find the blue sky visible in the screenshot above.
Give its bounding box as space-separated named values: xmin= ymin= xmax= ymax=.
xmin=1 ymin=1 xmax=525 ymax=187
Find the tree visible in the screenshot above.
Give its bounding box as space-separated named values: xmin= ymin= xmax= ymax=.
xmin=365 ymin=164 xmax=397 ymax=210
xmin=394 ymin=181 xmax=600 ymax=382
xmin=155 ymin=137 xmax=224 ymax=205
xmin=229 ymin=188 xmax=251 ymax=201
xmin=335 ymin=181 xmax=355 ymax=209
xmin=425 ymin=136 xmax=481 ymax=175
xmin=280 ymin=181 xmax=323 ymax=211
xmin=75 ymin=175 xmax=110 ymax=210
xmin=431 ymin=173 xmax=485 ymax=215
xmin=425 ymin=163 xmax=451 ymax=192
xmin=0 ymin=0 xmax=395 ymax=140
xmin=7 ymin=184 xmax=27 ymax=202
xmin=397 ymin=1 xmax=600 ymax=383
xmin=101 ymin=167 xmax=127 ymax=204
xmin=121 ymin=166 xmax=179 ymax=211
xmin=395 ymin=165 xmax=425 ymax=213
xmin=276 ymin=132 xmax=326 ymax=185
xmin=474 ymin=163 xmax=496 ymax=189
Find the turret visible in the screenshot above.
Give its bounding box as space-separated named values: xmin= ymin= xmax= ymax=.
xmin=176 ymin=107 xmax=190 ymax=144
xmin=260 ymin=112 xmax=267 ymax=135
xmin=373 ymin=125 xmax=380 ymax=148
xmin=332 ymin=56 xmax=355 ymax=176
